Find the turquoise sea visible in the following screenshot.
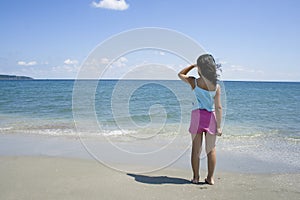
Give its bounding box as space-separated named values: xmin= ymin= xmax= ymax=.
xmin=0 ymin=80 xmax=299 ymax=138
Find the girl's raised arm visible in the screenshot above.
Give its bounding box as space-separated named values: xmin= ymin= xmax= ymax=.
xmin=178 ymin=64 xmax=196 ymax=89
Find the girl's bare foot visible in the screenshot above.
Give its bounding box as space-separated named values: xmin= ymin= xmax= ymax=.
xmin=191 ymin=176 xmax=199 ymax=184
xmin=205 ymin=177 xmax=214 ymax=185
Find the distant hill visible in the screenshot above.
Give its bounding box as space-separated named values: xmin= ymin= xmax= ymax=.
xmin=0 ymin=74 xmax=34 ymax=80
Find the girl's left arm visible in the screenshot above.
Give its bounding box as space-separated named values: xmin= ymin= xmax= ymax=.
xmin=214 ymin=85 xmax=223 ymax=136
xmin=178 ymin=64 xmax=196 ymax=89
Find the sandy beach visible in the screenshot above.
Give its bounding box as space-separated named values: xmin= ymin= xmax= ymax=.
xmin=0 ymin=156 xmax=299 ymax=200
xmin=1 ymin=0 xmax=300 ymax=198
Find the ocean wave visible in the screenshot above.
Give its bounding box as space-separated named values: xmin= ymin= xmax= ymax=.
xmin=0 ymin=122 xmax=299 ymax=145
xmin=283 ymin=136 xmax=300 ymax=143
xmin=0 ymin=127 xmax=13 ymax=131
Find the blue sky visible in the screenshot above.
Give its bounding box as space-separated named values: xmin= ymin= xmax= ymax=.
xmin=0 ymin=0 xmax=299 ymax=81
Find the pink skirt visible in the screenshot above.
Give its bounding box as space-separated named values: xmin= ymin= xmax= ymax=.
xmin=189 ymin=109 xmax=217 ymax=135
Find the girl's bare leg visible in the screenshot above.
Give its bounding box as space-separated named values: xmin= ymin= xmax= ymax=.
xmin=205 ymin=133 xmax=217 ymax=185
xmin=191 ymin=133 xmax=203 ymax=183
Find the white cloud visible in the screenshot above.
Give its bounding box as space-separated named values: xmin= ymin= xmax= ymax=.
xmin=226 ymin=65 xmax=264 ymax=73
xmin=52 ymin=65 xmax=79 ymax=73
xmin=228 ymin=65 xmax=246 ymax=72
xmin=100 ymin=57 xmax=110 ymax=64
xmin=118 ymin=64 xmax=177 ymax=80
xmin=222 ymin=64 xmax=265 ymax=80
xmin=159 ymin=51 xmax=165 ymax=56
xmin=17 ymin=61 xmax=38 ymax=66
xmin=17 ymin=61 xmax=27 ymax=66
xmin=64 ymin=59 xmax=79 ymax=65
xmin=91 ymin=0 xmax=129 ymax=10
xmin=113 ymin=57 xmax=128 ymax=67
xmin=154 ymin=51 xmax=166 ymax=56
xmin=98 ymin=57 xmax=128 ymax=67
xmin=97 ymin=57 xmax=127 ymax=66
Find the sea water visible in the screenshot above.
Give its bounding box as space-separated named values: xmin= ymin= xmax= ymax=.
xmin=0 ymin=80 xmax=299 ymax=138
xmin=0 ymin=80 xmax=299 ymax=172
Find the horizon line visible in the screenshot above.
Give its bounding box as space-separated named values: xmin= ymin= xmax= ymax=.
xmin=2 ymin=78 xmax=299 ymax=83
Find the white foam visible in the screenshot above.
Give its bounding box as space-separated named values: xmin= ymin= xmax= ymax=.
xmin=0 ymin=127 xmax=13 ymax=131
xmin=102 ymin=129 xmax=135 ymax=136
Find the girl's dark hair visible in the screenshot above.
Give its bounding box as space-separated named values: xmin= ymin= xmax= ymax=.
xmin=197 ymin=54 xmax=220 ymax=86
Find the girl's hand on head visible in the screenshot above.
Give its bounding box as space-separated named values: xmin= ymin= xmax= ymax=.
xmin=216 ymin=128 xmax=222 ymax=136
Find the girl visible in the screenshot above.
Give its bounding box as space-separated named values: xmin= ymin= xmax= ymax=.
xmin=178 ymin=54 xmax=222 ymax=185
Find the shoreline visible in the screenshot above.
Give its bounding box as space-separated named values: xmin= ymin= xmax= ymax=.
xmin=1 ymin=155 xmax=299 ymax=200
xmin=0 ymin=133 xmax=299 ymax=174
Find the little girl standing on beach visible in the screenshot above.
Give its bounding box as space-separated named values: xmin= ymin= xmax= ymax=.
xmin=178 ymin=54 xmax=222 ymax=185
